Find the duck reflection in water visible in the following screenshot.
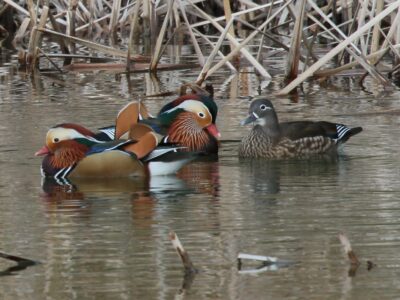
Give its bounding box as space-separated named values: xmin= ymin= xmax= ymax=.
xmin=40 ymin=159 xmax=221 ymax=220
xmin=239 ymin=155 xmax=345 ymax=200
xmin=177 ymin=158 xmax=220 ymax=198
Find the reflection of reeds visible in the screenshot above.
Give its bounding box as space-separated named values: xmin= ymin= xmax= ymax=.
xmin=1 ymin=0 xmax=399 ymax=93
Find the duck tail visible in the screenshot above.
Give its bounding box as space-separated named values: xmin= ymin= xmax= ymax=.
xmin=336 ymin=125 xmax=363 ymax=144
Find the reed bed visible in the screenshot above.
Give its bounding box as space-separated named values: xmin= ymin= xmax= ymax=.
xmin=1 ymin=0 xmax=400 ymax=94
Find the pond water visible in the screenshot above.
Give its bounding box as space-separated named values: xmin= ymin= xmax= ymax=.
xmin=1 ymin=48 xmax=400 ymax=299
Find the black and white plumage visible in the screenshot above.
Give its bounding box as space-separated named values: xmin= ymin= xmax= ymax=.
xmin=239 ymin=98 xmax=362 ymax=159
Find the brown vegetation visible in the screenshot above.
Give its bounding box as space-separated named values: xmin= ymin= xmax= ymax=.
xmin=0 ymin=0 xmax=399 ymax=94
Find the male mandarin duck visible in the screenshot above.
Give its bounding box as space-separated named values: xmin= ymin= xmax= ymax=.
xmin=107 ymin=94 xmax=220 ymax=154
xmin=35 ymin=123 xmax=194 ymax=179
xmin=146 ymin=98 xmax=220 ymax=153
xmin=239 ymin=98 xmax=362 ymax=159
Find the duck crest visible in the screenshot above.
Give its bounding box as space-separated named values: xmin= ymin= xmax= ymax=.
xmin=159 ymin=94 xmax=218 ymax=123
xmin=54 ymin=123 xmax=96 ymax=137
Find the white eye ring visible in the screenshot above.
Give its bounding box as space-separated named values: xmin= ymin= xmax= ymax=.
xmin=260 ymin=104 xmax=268 ymax=110
xmin=53 ymin=138 xmax=60 ymax=143
xmin=198 ymin=112 xmax=205 ymax=118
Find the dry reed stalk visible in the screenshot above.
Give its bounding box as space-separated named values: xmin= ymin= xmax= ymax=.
xmin=190 ymin=1 xmax=283 ymax=29
xmin=38 ymin=48 xmax=64 ymax=73
xmin=200 ymin=1 xmax=290 ymax=80
xmin=354 ymin=0 xmax=369 ymax=56
xmin=189 ymin=0 xmax=271 ymax=79
xmin=276 ymin=1 xmax=400 ymax=95
xmin=337 ymin=2 xmax=361 ymax=64
xmin=38 ymin=28 xmax=148 ymax=60
xmin=196 ymin=17 xmax=235 ymax=84
xmin=67 ymin=0 xmax=78 ymax=53
xmin=307 ymin=0 xmax=388 ymax=84
xmin=192 ymin=28 xmax=236 ymax=72
xmin=150 ymin=0 xmax=174 ymax=71
xmin=285 ymin=0 xmax=306 ymax=83
xmin=370 ymin=0 xmax=384 ymax=56
xmin=128 ymin=0 xmax=141 ymax=59
xmin=87 ymin=0 xmax=95 ymax=36
xmin=109 ymin=0 xmax=121 ymax=43
xmin=3 ymin=0 xmax=29 ymax=16
xmin=76 ymin=2 xmax=136 ymax=32
xmin=223 ymin=0 xmax=235 ymax=51
xmin=26 ymin=5 xmax=49 ymax=69
xmin=169 ymin=231 xmax=197 ymax=274
xmin=48 ymin=8 xmax=71 ymax=63
xmin=256 ymin=0 xmax=275 ymax=63
xmin=378 ymin=28 xmax=400 ymax=62
xmin=178 ymin=0 xmax=205 ymax=66
xmin=27 ymin=0 xmax=37 ymax=24
xmin=315 ymin=44 xmax=400 ymax=77
xmin=12 ymin=17 xmax=31 ymax=47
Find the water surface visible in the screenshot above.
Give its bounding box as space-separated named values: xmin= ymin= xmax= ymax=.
xmin=1 ymin=49 xmax=400 ymax=299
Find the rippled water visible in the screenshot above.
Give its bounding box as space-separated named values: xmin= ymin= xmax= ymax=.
xmin=1 ymin=48 xmax=400 ymax=299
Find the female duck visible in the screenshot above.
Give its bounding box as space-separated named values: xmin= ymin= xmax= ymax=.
xmin=239 ymin=98 xmax=362 ymax=159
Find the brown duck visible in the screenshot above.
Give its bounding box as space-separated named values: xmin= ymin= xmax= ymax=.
xmin=239 ymin=98 xmax=362 ymax=159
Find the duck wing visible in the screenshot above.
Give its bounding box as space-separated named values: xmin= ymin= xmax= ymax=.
xmin=280 ymin=121 xmax=362 ymax=143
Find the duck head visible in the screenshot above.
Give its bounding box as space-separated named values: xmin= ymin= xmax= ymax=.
xmin=35 ymin=124 xmax=98 ymax=169
xmin=160 ymin=100 xmax=220 ymax=151
xmin=241 ymin=98 xmax=281 ymax=140
xmin=159 ymin=94 xmax=218 ymax=125
xmin=241 ymin=98 xmax=278 ymax=125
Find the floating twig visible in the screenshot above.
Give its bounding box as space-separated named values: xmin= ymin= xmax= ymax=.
xmin=237 ymin=252 xmax=295 ymax=274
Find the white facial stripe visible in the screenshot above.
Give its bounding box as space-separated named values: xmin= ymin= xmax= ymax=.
xmin=48 ymin=128 xmax=104 ymax=143
xmin=253 ymin=112 xmax=259 ymax=119
xmin=165 ymin=100 xmax=211 ymax=117
xmin=255 ymin=118 xmax=266 ymax=126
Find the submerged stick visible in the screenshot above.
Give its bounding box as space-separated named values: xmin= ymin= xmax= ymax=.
xmin=0 ymin=251 xmax=39 ymax=277
xmin=169 ymin=231 xmax=197 ymax=274
xmin=37 ymin=48 xmax=64 ymax=73
xmin=338 ymin=233 xmax=360 ymax=266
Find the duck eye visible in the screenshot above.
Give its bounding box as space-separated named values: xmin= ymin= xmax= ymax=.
xmin=198 ymin=112 xmax=205 ymax=118
xmin=53 ymin=138 xmax=60 ymax=143
xmin=260 ymin=104 xmax=267 ymax=110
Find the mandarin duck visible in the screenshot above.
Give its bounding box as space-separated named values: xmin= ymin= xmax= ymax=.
xmin=35 ymin=123 xmax=194 ymax=179
xmin=239 ymin=98 xmax=362 ymax=159
xmin=98 ymin=94 xmax=220 ymax=154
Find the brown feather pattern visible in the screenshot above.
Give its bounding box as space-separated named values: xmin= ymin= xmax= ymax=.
xmin=239 ymin=126 xmax=336 ymax=158
xmin=167 ymin=112 xmax=210 ymax=151
xmin=50 ymin=141 xmax=88 ymax=169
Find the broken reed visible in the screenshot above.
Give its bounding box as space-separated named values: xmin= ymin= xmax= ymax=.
xmin=1 ymin=0 xmax=400 ymax=95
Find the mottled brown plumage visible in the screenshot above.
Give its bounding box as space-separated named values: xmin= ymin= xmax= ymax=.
xmin=239 ymin=98 xmax=362 ymax=159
